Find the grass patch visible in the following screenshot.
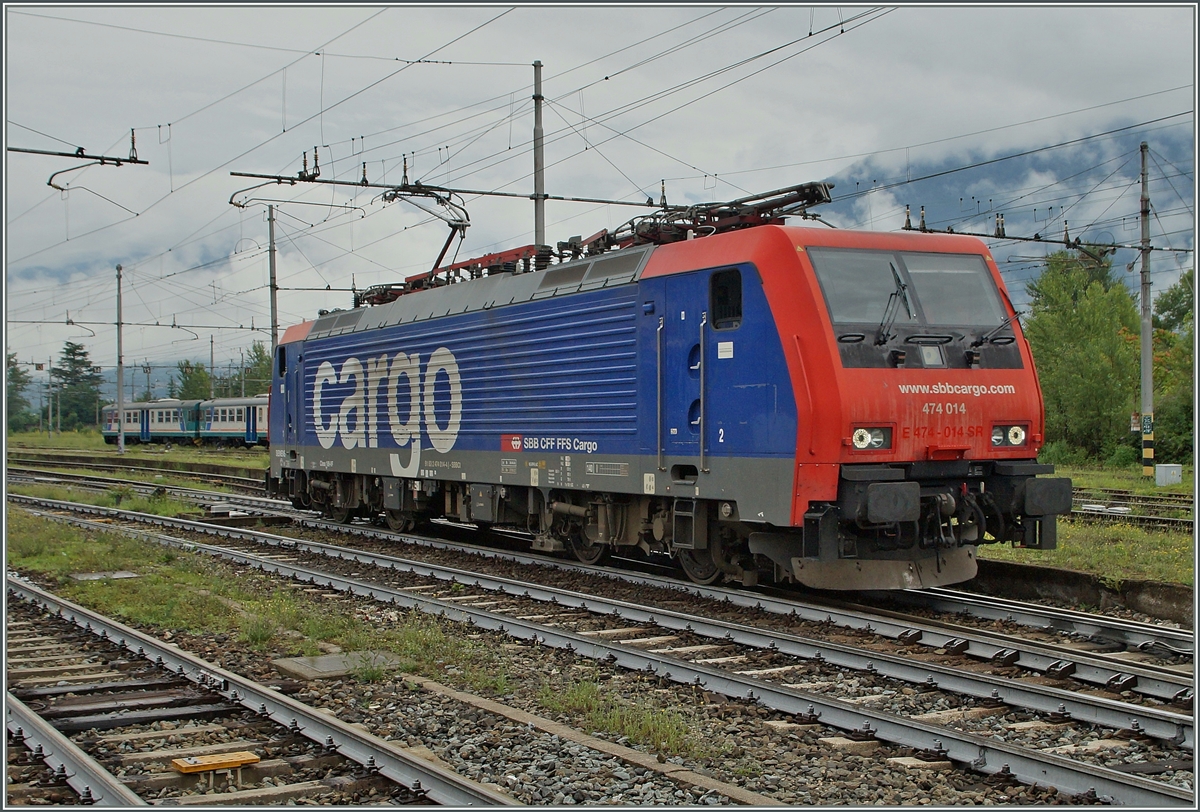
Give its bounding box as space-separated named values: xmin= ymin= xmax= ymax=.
xmin=7 ymin=429 xmax=109 ymax=450
xmin=13 ymin=461 xmax=238 ymax=494
xmin=6 ymin=507 xmax=241 ymax=631
xmin=8 ymin=482 xmax=195 ymax=517
xmin=538 ymin=677 xmax=694 ymax=756
xmin=7 ymin=506 xmax=512 ymax=688
xmin=1059 ymin=464 xmax=1194 ymax=497
xmin=8 ymin=430 xmax=269 ymax=470
xmin=978 ymin=519 xmax=1194 ymax=587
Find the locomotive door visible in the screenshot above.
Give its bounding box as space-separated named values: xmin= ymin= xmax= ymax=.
xmin=276 ymin=345 xmax=300 ymax=445
xmin=287 ymin=347 xmax=303 ymax=445
xmin=659 ymin=272 xmax=711 ymax=471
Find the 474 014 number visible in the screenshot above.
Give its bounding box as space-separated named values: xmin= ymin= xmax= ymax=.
xmin=923 ymin=402 xmax=967 ymax=415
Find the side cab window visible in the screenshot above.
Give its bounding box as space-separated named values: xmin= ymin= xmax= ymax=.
xmin=710 ymin=269 xmax=742 ymax=329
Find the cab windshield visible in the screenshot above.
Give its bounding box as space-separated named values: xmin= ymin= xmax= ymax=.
xmin=808 ymin=248 xmax=1006 ymax=327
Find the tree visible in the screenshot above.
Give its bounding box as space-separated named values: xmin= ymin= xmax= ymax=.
xmin=171 ymin=360 xmax=211 ymax=400
xmin=244 ymin=341 xmax=272 ymax=396
xmin=7 ymin=352 xmax=37 ymax=432
xmin=1153 ymin=267 xmax=1194 ymax=332
xmin=1024 ymin=251 xmax=1140 ymax=459
xmin=1151 ymin=269 xmax=1194 ymax=463
xmin=49 ymin=341 xmax=103 ymax=430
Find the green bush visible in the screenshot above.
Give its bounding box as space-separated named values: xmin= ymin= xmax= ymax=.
xmin=1038 ymin=440 xmax=1091 ymax=467
xmin=1104 ymin=445 xmax=1138 ymax=468
xmin=1154 ymin=389 xmax=1194 ymax=464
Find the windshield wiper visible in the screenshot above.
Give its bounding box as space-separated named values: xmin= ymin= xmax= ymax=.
xmin=875 ymin=263 xmax=914 ymax=345
xmin=971 ymin=310 xmax=1021 ymax=347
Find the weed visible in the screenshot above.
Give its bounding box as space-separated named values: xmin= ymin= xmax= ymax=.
xmin=351 ymin=652 xmax=393 ymax=682
xmin=8 ymin=533 xmax=49 ymax=559
xmin=240 ymin=614 xmax=277 ymax=648
xmin=538 ymin=679 xmax=693 ymax=756
xmin=8 ymin=482 xmax=193 ymax=518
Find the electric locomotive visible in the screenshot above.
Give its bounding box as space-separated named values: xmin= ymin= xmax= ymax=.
xmin=268 ymin=184 xmax=1071 ymax=590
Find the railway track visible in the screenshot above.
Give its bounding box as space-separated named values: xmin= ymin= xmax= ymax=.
xmin=5 ymin=580 xmax=512 ymax=806
xmin=9 ymin=468 xmax=1192 ymax=653
xmin=10 ymin=452 xmax=1193 ymax=531
xmin=8 ymin=494 xmax=1194 ymax=806
xmin=7 ymin=458 xmax=264 ymax=493
xmin=8 ymin=464 xmax=1193 ymax=647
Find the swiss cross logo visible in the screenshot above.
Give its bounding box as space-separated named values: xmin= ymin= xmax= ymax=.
xmin=501 ymin=434 xmax=523 ymax=452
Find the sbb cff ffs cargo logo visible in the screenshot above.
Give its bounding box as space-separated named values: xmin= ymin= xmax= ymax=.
xmin=501 ymin=434 xmax=523 ymax=451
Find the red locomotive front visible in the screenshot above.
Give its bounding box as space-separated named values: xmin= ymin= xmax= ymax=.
xmin=766 ymin=226 xmax=1070 ymax=589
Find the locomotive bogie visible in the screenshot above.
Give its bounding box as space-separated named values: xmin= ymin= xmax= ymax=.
xmin=268 ymin=224 xmax=1071 ymax=590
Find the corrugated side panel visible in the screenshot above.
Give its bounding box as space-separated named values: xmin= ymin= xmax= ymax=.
xmin=299 ymin=286 xmax=640 ymax=455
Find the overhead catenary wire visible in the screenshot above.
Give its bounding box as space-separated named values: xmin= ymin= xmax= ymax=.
xmin=313 ymin=8 xmax=762 ymax=173
xmin=1147 ymin=151 xmax=1195 ymax=217
xmin=660 ymin=84 xmax=1194 ymax=184
xmin=836 ymin=113 xmax=1194 ymax=202
xmin=9 ymin=11 xmax=1190 ymax=369
xmin=7 ymin=9 xmax=515 ymax=268
xmin=433 ymin=8 xmax=893 ymax=195
xmin=9 ymin=8 xmax=531 ymax=65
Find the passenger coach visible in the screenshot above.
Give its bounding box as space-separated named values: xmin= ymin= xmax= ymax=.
xmin=102 ymin=399 xmax=200 ymax=445
xmin=102 ymin=395 xmax=269 ymax=446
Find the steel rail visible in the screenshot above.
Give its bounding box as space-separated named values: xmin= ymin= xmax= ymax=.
xmin=276 ymin=508 xmax=1198 ymax=676
xmin=6 ymin=451 xmax=262 ymax=480
xmin=1075 ymin=487 xmax=1194 ymax=506
xmin=7 ymin=470 xmax=271 ymax=508
xmin=25 ymin=495 xmax=1180 ymax=747
xmin=94 ymin=510 xmax=1193 ymax=748
xmin=8 ymin=502 xmax=1193 ymax=806
xmin=97 ymin=533 xmax=1200 ymax=804
xmin=895 ymin=587 xmax=1193 ymax=656
xmin=1067 ymin=511 xmax=1193 ymax=531
xmin=7 ymin=463 xmax=262 ymax=491
xmin=321 ymin=512 xmax=1198 ymax=702
xmin=6 ymin=692 xmax=148 ymax=806
xmin=5 ymin=578 xmax=515 ymax=807
xmin=10 ymin=492 xmax=1192 ymax=706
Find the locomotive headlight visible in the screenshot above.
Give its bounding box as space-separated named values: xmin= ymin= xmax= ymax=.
xmin=992 ymin=424 xmax=1028 ymax=447
xmin=852 ymin=427 xmax=891 ymax=450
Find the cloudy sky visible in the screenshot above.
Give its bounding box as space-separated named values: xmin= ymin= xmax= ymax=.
xmin=5 ymin=4 xmax=1195 ymax=399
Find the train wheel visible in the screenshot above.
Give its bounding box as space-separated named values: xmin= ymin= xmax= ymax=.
xmin=384 ymin=509 xmax=415 ymax=533
xmin=568 ymin=534 xmax=609 ymax=566
xmin=325 ymin=504 xmax=352 ymax=524
xmin=677 ymin=547 xmax=721 ymax=585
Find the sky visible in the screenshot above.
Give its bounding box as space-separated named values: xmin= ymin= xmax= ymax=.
xmin=4 ymin=4 xmax=1196 ymax=402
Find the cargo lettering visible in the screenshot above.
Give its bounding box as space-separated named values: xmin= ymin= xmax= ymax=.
xmin=312 ymin=349 xmax=461 ymax=464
